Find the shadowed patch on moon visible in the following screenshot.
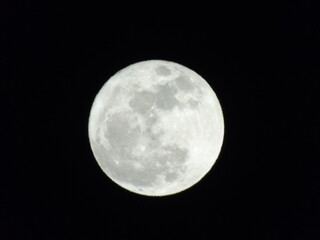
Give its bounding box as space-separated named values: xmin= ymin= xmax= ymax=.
xmin=129 ymin=91 xmax=154 ymax=114
xmin=174 ymin=75 xmax=194 ymax=91
xmin=187 ymin=99 xmax=199 ymax=108
xmin=96 ymin=109 xmax=189 ymax=187
xmin=155 ymin=66 xmax=171 ymax=76
xmin=95 ymin=114 xmax=188 ymax=187
xmin=104 ymin=112 xmax=141 ymax=159
xmin=154 ymin=84 xmax=179 ymax=110
xmin=101 ymin=144 xmax=188 ymax=187
xmin=129 ymin=83 xmax=180 ymax=112
xmin=161 ymin=146 xmax=188 ymax=182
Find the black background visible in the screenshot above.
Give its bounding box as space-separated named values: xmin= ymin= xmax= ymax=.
xmin=4 ymin=1 xmax=320 ymax=239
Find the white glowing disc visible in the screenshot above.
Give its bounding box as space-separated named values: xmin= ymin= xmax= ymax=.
xmin=88 ymin=60 xmax=224 ymax=196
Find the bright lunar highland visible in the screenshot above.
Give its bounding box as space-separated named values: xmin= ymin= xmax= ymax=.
xmin=88 ymin=60 xmax=224 ymax=196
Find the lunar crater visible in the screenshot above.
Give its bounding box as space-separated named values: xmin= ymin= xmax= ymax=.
xmin=174 ymin=74 xmax=195 ymax=91
xmin=155 ymin=65 xmax=171 ymax=76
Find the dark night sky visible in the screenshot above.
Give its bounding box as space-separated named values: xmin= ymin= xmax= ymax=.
xmin=4 ymin=1 xmax=320 ymax=239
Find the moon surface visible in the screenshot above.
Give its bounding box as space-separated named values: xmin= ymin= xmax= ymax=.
xmin=88 ymin=60 xmax=224 ymax=196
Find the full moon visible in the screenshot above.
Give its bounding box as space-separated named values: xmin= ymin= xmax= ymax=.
xmin=88 ymin=60 xmax=224 ymax=196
